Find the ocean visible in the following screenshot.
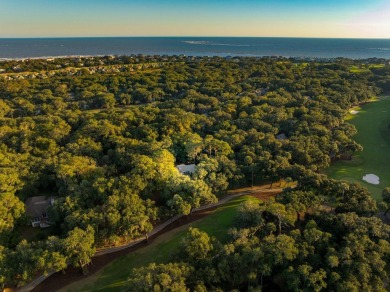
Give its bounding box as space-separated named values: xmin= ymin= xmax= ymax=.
xmin=1 ymin=37 xmax=390 ymax=60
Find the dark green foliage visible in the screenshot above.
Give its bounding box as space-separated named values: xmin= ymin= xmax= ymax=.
xmin=126 ymin=199 xmax=389 ymax=291
xmin=0 ymin=56 xmax=387 ymax=288
xmin=381 ymin=187 xmax=390 ymax=215
xmin=125 ymin=262 xmax=193 ymax=292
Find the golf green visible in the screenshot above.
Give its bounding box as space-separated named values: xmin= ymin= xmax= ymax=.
xmin=325 ymin=96 xmax=390 ymax=200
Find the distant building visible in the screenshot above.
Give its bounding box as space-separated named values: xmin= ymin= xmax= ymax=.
xmin=254 ymin=88 xmax=267 ymax=96
xmin=176 ymin=164 xmax=196 ymax=175
xmin=25 ymin=196 xmax=56 ymax=228
xmin=276 ymin=133 xmax=288 ymax=140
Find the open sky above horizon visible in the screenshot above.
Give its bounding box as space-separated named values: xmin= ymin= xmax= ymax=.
xmin=0 ymin=0 xmax=389 ymax=38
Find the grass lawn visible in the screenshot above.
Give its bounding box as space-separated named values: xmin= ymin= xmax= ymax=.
xmin=325 ymin=96 xmax=390 ymax=200
xmin=60 ymin=195 xmax=259 ymax=292
xmin=349 ymin=64 xmax=385 ymax=73
xmin=350 ymin=66 xmax=370 ymax=73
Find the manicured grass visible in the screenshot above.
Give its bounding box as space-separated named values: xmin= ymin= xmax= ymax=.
xmin=61 ymin=195 xmax=259 ymax=292
xmin=325 ymin=96 xmax=390 ymax=200
xmin=350 ymin=66 xmax=370 ymax=73
xmin=349 ymin=64 xmax=384 ymax=73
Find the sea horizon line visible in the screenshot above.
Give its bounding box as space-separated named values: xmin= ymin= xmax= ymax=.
xmin=1 ymin=36 xmax=390 ymax=40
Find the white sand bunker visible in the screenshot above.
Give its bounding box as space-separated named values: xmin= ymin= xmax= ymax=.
xmin=362 ymin=174 xmax=380 ymax=185
xmin=350 ymin=110 xmax=359 ymax=115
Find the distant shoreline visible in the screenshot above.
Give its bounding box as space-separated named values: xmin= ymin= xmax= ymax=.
xmin=1 ymin=55 xmax=390 ymax=63
xmin=1 ymin=37 xmax=390 ymax=60
xmin=0 ymin=55 xmax=105 ymax=61
xmin=1 ymin=36 xmax=390 ymax=39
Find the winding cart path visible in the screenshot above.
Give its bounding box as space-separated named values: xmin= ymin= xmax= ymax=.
xmin=17 ymin=184 xmax=284 ymax=292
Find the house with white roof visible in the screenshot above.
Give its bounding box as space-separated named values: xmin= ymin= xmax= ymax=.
xmin=176 ymin=164 xmax=196 ymax=175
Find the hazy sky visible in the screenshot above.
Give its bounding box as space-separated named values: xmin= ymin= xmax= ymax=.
xmin=0 ymin=0 xmax=389 ymax=38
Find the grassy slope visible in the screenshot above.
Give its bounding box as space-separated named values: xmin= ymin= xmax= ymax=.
xmin=326 ymin=96 xmax=390 ymax=200
xmin=61 ymin=195 xmax=259 ymax=292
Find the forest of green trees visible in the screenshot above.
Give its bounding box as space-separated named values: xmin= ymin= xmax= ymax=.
xmin=0 ymin=56 xmax=389 ymax=290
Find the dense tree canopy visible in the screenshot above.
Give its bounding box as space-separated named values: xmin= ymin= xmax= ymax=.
xmin=0 ymin=55 xmax=389 ymax=288
xmin=126 ymin=194 xmax=389 ymax=291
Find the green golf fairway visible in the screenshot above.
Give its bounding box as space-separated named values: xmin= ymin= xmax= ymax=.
xmin=326 ymin=96 xmax=390 ymax=200
xmin=61 ymin=195 xmax=259 ymax=292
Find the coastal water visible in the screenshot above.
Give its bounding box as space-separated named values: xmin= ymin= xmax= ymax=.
xmin=1 ymin=37 xmax=390 ymax=59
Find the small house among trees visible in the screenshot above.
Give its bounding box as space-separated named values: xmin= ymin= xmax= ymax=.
xmin=276 ymin=133 xmax=288 ymax=140
xmin=176 ymin=164 xmax=196 ymax=175
xmin=25 ymin=196 xmax=56 ymax=228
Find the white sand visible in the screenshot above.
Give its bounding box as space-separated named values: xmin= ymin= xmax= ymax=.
xmin=350 ymin=110 xmax=359 ymax=115
xmin=362 ymin=174 xmax=380 ymax=185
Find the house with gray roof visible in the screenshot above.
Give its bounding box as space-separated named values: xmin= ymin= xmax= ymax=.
xmin=25 ymin=196 xmax=56 ymax=228
xmin=276 ymin=133 xmax=288 ymax=140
